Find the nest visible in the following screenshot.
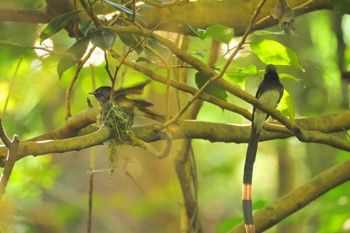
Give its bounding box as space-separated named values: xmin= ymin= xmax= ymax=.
xmin=98 ymin=102 xmax=134 ymax=172
xmin=99 ymin=102 xmax=134 ymax=142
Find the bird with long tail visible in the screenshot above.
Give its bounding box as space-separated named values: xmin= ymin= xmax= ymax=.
xmin=243 ymin=64 xmax=284 ymax=233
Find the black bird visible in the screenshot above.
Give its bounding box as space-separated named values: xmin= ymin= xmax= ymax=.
xmin=89 ymin=81 xmax=165 ymax=122
xmin=242 ymin=64 xmax=284 ymax=233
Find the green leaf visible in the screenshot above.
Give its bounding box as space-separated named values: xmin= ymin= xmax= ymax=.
xmin=197 ymin=29 xmax=206 ymax=39
xmin=278 ymin=89 xmax=295 ymax=122
xmin=145 ymin=37 xmax=169 ymax=57
xmin=40 ymin=10 xmax=82 ymax=44
xmin=226 ymin=65 xmax=258 ymax=83
xmin=57 ymin=37 xmax=90 ymax=78
xmin=104 ymin=0 xmax=133 ymax=14
xmin=250 ymin=30 xmax=286 ymax=36
xmin=91 ymin=28 xmax=117 ymax=50
xmin=250 ymin=39 xmax=304 ymax=71
xmin=198 ymin=24 xmax=234 ymax=44
xmin=119 ymin=33 xmax=143 ymax=54
xmin=195 ymin=72 xmax=228 ymax=101
xmin=279 ymin=73 xmax=303 ymax=84
xmin=79 ymin=20 xmax=93 ymax=36
xmin=104 ymin=0 xmax=143 ymax=18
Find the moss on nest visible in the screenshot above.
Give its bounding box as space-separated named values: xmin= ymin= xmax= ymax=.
xmin=99 ymin=102 xmax=134 ymax=143
xmin=98 ymin=102 xmax=135 ymax=172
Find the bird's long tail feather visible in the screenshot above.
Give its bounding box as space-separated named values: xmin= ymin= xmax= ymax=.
xmin=243 ymin=128 xmax=259 ymax=233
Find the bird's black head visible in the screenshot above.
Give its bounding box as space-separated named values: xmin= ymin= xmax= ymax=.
xmin=89 ymin=86 xmax=112 ymax=105
xmin=264 ymin=64 xmax=279 ymax=81
xmin=265 ymin=64 xmax=277 ymax=72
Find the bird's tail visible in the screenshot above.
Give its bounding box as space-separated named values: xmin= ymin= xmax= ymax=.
xmin=115 ymin=80 xmax=151 ymax=97
xmin=132 ymin=99 xmax=167 ymax=122
xmin=242 ymin=128 xmax=259 ymax=233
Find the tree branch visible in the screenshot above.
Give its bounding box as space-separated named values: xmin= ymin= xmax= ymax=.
xmin=0 ymin=0 xmax=333 ymax=35
xmin=108 ymin=50 xmax=252 ymax=120
xmin=0 ymin=8 xmax=49 ymax=23
xmin=0 ymin=109 xmax=348 ymax=164
xmin=140 ymin=0 xmax=333 ymax=35
xmin=30 ymin=108 xmax=99 ymax=141
xmin=0 ymin=119 xmax=11 ymax=148
xmin=0 ymin=137 xmax=19 ymax=199
xmin=143 ymin=0 xmax=189 ymax=8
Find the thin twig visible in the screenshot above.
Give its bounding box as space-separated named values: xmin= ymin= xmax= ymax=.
xmin=65 ymin=45 xmax=96 ymax=118
xmin=79 ymin=0 xmax=101 ymax=28
xmin=129 ymin=132 xmax=172 ymax=159
xmin=0 ymin=134 xmax=19 ymax=200
xmin=111 ymin=46 xmax=135 ymax=93
xmin=123 ymin=158 xmax=145 ymax=194
xmin=143 ymin=43 xmax=171 ymax=121
xmin=109 ymin=51 xmax=251 ymax=120
xmin=104 ymin=52 xmax=114 ymax=82
xmin=174 ymin=45 xmax=204 ymax=231
xmin=2 ymin=56 xmax=23 ymax=118
xmin=0 ymin=119 xmax=11 ymax=148
xmin=87 ymin=147 xmax=95 ymax=233
xmin=132 ymin=0 xmax=136 ymax=22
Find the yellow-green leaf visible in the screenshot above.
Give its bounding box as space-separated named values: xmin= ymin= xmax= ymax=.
xmin=57 ymin=37 xmax=90 ymax=78
xmin=278 ymin=89 xmax=295 ymax=122
xmin=250 ymin=39 xmax=304 ymax=71
xmin=40 ymin=10 xmax=82 ymax=45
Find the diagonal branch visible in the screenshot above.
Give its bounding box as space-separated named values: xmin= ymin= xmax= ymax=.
xmin=230 ymin=158 xmax=350 ymax=233
xmin=0 ymin=136 xmax=19 ymax=200
xmin=0 ymin=119 xmax=11 ymax=148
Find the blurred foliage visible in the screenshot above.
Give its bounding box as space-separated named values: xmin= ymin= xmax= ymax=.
xmin=0 ymin=1 xmax=349 ymax=233
xmin=197 ymin=24 xmax=235 ymax=44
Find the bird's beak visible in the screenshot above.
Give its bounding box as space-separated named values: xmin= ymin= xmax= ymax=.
xmin=89 ymin=91 xmax=95 ymax=95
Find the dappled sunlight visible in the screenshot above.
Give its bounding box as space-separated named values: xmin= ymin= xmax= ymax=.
xmin=33 ymin=38 xmax=53 ymax=58
xmin=84 ymin=43 xmax=105 ymax=67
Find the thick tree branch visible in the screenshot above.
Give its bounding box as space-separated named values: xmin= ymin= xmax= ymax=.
xmin=0 ymin=0 xmax=333 ymax=35
xmin=143 ymin=0 xmax=189 ymax=8
xmin=140 ymin=0 xmax=333 ymax=35
xmin=0 ymin=109 xmax=348 ymax=164
xmin=230 ymin=158 xmax=350 ymax=233
xmin=30 ymin=108 xmax=99 ymax=141
xmin=0 ymin=8 xmax=49 ymax=23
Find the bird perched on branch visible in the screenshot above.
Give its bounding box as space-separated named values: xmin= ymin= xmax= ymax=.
xmin=89 ymin=80 xmax=164 ymax=171
xmin=90 ymin=80 xmax=165 ymax=123
xmin=242 ymin=64 xmax=284 ymax=233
